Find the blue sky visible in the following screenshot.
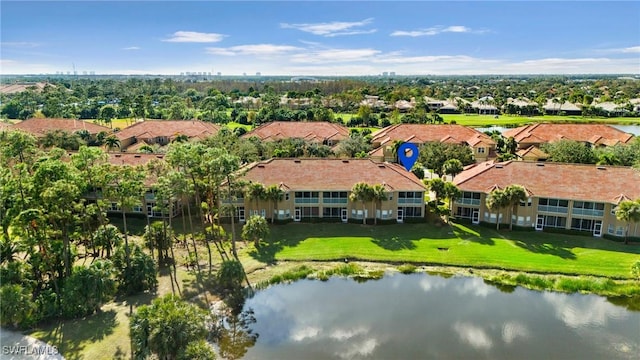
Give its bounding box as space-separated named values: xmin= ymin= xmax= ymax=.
xmin=1 ymin=1 xmax=639 ymax=75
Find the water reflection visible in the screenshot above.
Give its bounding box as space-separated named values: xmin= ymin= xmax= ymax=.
xmin=242 ymin=274 xmax=640 ymax=360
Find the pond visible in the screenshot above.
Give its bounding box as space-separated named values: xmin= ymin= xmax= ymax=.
xmin=239 ymin=274 xmax=639 ymax=360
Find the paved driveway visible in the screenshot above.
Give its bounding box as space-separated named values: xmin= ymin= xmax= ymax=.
xmin=0 ymin=328 xmax=64 ymax=360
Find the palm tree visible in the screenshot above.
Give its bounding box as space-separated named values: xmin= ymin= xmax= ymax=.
xmin=349 ymin=182 xmax=373 ymax=225
xmin=245 ymin=182 xmax=267 ymax=218
xmin=616 ymin=199 xmax=640 ymax=244
xmin=442 ymin=159 xmax=464 ymax=180
xmin=265 ymin=185 xmax=285 ymax=223
xmin=75 ymin=129 xmax=91 ymax=143
xmin=104 ymin=135 xmax=120 ymax=152
xmin=486 ymin=188 xmax=508 ymax=230
xmin=443 ymin=182 xmax=461 ymax=223
xmin=371 ymin=184 xmax=388 ymax=225
xmin=503 ymin=184 xmax=528 ymax=230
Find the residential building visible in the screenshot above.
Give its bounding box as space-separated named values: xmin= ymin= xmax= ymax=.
xmin=11 ymin=118 xmax=111 ymax=137
xmin=115 ymin=120 xmax=220 ymax=151
xmin=241 ymin=121 xmax=350 ymax=146
xmin=471 ymin=96 xmax=498 ymax=115
xmin=504 ymin=123 xmax=634 ymax=150
xmin=543 ymin=100 xmax=582 ymax=115
xmin=78 ymin=152 xmax=180 ymax=218
xmin=369 ymin=124 xmax=496 ymax=162
xmin=452 ymin=161 xmax=640 ymax=238
xmin=229 ymin=158 xmax=426 ymax=223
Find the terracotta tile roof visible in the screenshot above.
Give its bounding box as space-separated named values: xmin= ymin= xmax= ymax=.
xmin=504 ymin=123 xmax=634 ymax=146
xmin=453 ymin=161 xmax=640 ymax=204
xmin=115 ymin=120 xmax=220 ymax=141
xmin=11 ymin=118 xmax=111 ymax=136
xmin=107 ymin=152 xmax=166 ymax=167
xmin=516 ymin=145 xmax=548 ymax=159
xmin=371 ymin=124 xmax=495 ymax=147
xmin=242 ymin=121 xmax=349 ymax=142
xmin=240 ymin=158 xmax=425 ymax=191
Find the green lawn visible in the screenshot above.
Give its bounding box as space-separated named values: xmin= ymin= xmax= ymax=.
xmin=442 ymin=114 xmax=640 ymax=127
xmin=250 ymin=222 xmax=640 ymax=278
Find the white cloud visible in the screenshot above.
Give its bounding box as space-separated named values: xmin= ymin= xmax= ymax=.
xmin=338 ymin=338 xmax=378 ymax=359
xmin=621 ymin=46 xmax=640 ymax=53
xmin=281 ymin=18 xmax=376 ymax=37
xmin=391 ymin=25 xmax=483 ymax=37
xmin=1 ymin=42 xmax=40 ymax=48
xmin=206 ymin=44 xmax=301 ymax=57
xmin=501 ymin=321 xmax=530 ymax=344
xmin=163 ymin=31 xmax=226 ymax=43
xmin=291 ymin=48 xmax=381 ymax=64
xmin=453 ymin=322 xmax=493 ymax=350
xmin=329 ymin=326 xmax=369 ymax=341
xmin=290 ymin=326 xmax=321 ymax=342
xmin=122 ymin=46 xmax=140 ymax=51
xmin=543 ymin=292 xmax=628 ymax=329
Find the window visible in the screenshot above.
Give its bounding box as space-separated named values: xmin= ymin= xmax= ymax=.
xmin=477 ymin=147 xmax=486 ymax=154
xmin=608 ymin=224 xmax=615 ymax=235
xmin=457 ymin=192 xmax=481 ymax=205
xmin=538 ymin=198 xmax=569 ymax=214
xmin=456 ymin=207 xmax=473 ymax=219
xmin=544 ymin=215 xmax=566 ymax=229
xmin=519 ymin=198 xmax=532 ymax=207
xmin=322 ymin=207 xmax=342 ymax=218
xmin=300 ymin=207 xmax=319 ymax=217
xmin=398 ymin=191 xmax=423 ymax=204
xmin=572 ymin=201 xmax=604 ymax=217
xmin=571 ymin=218 xmax=593 ymax=232
xmin=400 ymin=206 xmax=422 ymax=217
xmin=294 ymin=191 xmax=319 ymax=204
xmin=616 ymin=226 xmax=625 ymax=236
xmin=322 ymin=191 xmax=348 ymax=204
xmin=285 ymin=193 xmax=290 ymax=201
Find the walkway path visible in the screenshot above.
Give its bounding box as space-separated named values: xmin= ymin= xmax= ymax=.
xmin=0 ymin=328 xmax=64 ymax=360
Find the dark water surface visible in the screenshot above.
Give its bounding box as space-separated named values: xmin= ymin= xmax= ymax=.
xmin=241 ymin=274 xmax=640 ymax=360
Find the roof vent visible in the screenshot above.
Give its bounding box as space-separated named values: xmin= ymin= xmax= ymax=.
xmin=115 ymin=154 xmax=121 ymax=158
xmin=536 ymin=163 xmax=544 ymax=167
xmin=134 ymin=155 xmax=141 ymax=158
xmin=294 ymin=159 xmax=301 ymax=163
xmin=495 ymin=164 xmax=503 ymax=169
xmin=257 ymin=165 xmax=265 ymax=168
xmin=342 ymin=160 xmax=349 ymax=163
xmin=378 ymin=165 xmax=386 ymax=168
xmin=596 ymin=166 xmax=606 ymax=170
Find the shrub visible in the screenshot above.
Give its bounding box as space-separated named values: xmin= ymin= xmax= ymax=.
xmin=113 ymin=244 xmax=158 ymax=295
xmin=398 ymin=264 xmax=417 ymax=274
xmin=632 ymin=260 xmax=640 ymax=280
xmin=61 ymin=260 xmax=117 ymax=318
xmin=0 ymin=284 xmax=38 ymax=329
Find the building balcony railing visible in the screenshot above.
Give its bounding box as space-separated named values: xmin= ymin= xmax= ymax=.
xmin=323 ymin=198 xmax=348 ymax=204
xmin=537 ymin=205 xmax=568 ymax=214
xmin=455 ymin=198 xmax=481 ymax=206
xmin=571 ymin=209 xmax=604 ymax=217
xmin=398 ymin=198 xmax=423 ymax=205
xmin=294 ymin=198 xmax=319 ymax=204
xmin=222 ymin=197 xmax=244 ymax=204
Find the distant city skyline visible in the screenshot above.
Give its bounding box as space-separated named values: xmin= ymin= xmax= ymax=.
xmin=1 ymin=1 xmax=639 ymax=76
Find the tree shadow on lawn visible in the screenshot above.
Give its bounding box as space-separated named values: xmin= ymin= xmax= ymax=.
xmin=248 ymin=224 xmax=310 ymax=264
xmin=371 ymin=236 xmax=417 ymax=251
xmin=30 ymin=309 xmax=118 ymax=360
xmin=451 ymin=223 xmax=495 ymax=245
xmin=513 ymin=240 xmax=577 ymax=260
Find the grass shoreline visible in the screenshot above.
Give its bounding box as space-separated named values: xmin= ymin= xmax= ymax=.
xmin=243 ymin=260 xmax=640 ymax=298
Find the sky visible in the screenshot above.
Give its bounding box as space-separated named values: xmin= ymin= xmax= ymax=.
xmin=1 ymin=1 xmax=639 ymax=76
